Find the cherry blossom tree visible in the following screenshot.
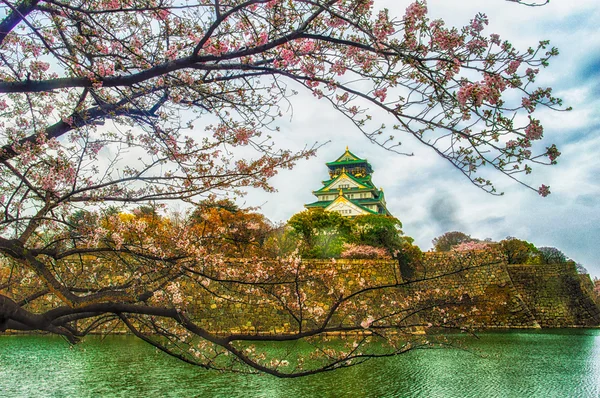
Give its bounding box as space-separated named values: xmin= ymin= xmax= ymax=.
xmin=340 ymin=243 xmax=390 ymax=259
xmin=452 ymin=240 xmax=491 ymax=252
xmin=0 ymin=0 xmax=564 ymax=376
xmin=432 ymin=231 xmax=475 ymax=252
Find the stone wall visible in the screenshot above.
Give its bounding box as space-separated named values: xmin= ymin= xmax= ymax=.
xmin=408 ymin=255 xmax=599 ymax=328
xmin=507 ymin=263 xmax=600 ymax=327
xmin=7 ymin=254 xmax=600 ymax=335
xmin=185 ymin=254 xmax=600 ymax=333
xmin=412 ymin=252 xmax=540 ymax=329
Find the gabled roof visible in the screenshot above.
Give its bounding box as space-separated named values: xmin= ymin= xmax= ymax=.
xmin=325 ymin=195 xmax=378 ymax=215
xmin=305 ymin=193 xmax=380 ymax=215
xmin=315 ymin=171 xmax=374 ymax=193
xmin=331 ymin=147 xmax=364 ymax=163
xmin=322 ymin=175 xmax=374 ymax=188
xmin=326 ymin=148 xmax=373 ymax=173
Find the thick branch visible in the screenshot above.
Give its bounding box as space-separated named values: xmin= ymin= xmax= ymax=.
xmin=0 ymin=0 xmax=42 ymax=48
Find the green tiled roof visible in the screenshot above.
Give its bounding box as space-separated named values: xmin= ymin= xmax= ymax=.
xmin=326 ymin=159 xmax=370 ymax=167
xmin=304 ymin=200 xmax=331 ymax=208
xmin=314 ymin=189 xmax=378 ymax=197
xmin=355 ymin=198 xmax=390 ymax=215
xmin=321 ymin=177 xmax=374 ymax=187
xmin=332 ymin=149 xmax=364 ymax=163
xmin=327 ymin=149 xmax=373 ymax=172
xmin=354 ymin=198 xmax=383 ymax=204
xmin=316 ymin=173 xmax=375 ymax=193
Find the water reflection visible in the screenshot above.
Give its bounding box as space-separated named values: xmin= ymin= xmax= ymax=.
xmin=1 ymin=330 xmax=599 ymax=398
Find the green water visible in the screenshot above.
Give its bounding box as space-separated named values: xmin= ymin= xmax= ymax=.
xmin=1 ymin=330 xmax=599 ymax=397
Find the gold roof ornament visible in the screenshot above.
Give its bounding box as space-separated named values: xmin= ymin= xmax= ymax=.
xmin=338 ymin=188 xmax=343 ymax=196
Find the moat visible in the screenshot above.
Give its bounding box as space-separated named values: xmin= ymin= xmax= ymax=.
xmin=1 ymin=330 xmax=599 ymax=397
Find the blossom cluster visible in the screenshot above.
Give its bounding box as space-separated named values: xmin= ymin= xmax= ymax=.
xmin=452 ymin=241 xmax=491 ymax=252
xmin=340 ymin=244 xmax=391 ymax=259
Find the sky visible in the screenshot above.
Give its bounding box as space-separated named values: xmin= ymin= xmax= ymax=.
xmin=241 ymin=0 xmax=600 ymax=276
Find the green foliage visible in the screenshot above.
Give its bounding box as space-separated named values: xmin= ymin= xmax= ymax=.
xmin=396 ymin=240 xmax=423 ymax=280
xmin=432 ymin=231 xmax=475 ymax=252
xmin=498 ymin=237 xmax=540 ymax=264
xmin=287 ymin=211 xmax=421 ymax=270
xmin=538 ymin=246 xmax=568 ymax=264
xmin=349 ymin=214 xmax=404 ymax=254
xmin=288 ymin=209 xmax=353 ymax=258
xmin=66 ymin=209 xmax=96 ymax=230
xmin=263 ymin=226 xmax=301 ymax=258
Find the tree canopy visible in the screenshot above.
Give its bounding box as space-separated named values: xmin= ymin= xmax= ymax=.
xmin=287 ymin=210 xmax=412 ymax=259
xmin=432 ymin=231 xmax=475 ymax=252
xmin=288 ymin=208 xmax=353 ymax=258
xmin=0 ymin=0 xmax=563 ymax=377
xmin=498 ymin=237 xmax=539 ymax=264
xmin=538 ymin=246 xmax=568 ymax=264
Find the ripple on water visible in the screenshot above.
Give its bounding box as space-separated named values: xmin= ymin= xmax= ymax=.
xmin=0 ymin=330 xmax=599 ymax=398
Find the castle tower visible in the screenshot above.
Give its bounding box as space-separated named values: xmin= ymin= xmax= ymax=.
xmin=304 ymin=147 xmax=391 ymax=217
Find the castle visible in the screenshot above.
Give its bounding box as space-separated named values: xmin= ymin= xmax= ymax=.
xmin=304 ymin=147 xmax=391 ymax=216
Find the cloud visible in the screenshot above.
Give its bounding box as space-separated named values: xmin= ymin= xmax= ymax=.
xmin=428 ymin=193 xmax=462 ymax=232
xmin=240 ymin=1 xmax=600 ymax=276
xmin=579 ymin=55 xmax=600 ymax=82
xmin=575 ymin=194 xmax=598 ymax=208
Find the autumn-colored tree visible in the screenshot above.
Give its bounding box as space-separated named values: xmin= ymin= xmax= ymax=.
xmin=189 ymin=199 xmax=275 ymax=257
xmin=0 ymin=0 xmax=563 ymax=376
